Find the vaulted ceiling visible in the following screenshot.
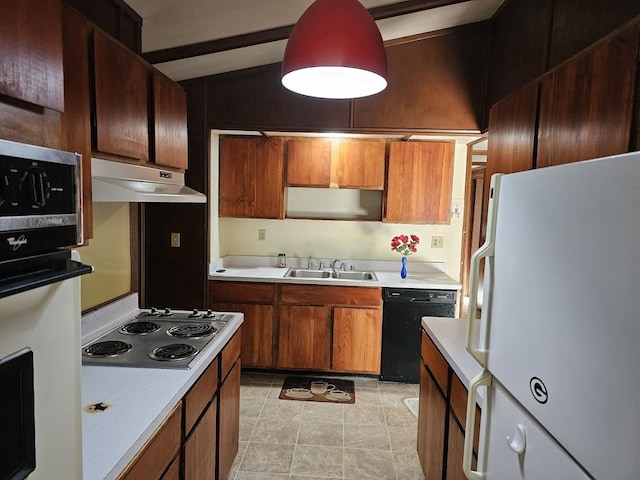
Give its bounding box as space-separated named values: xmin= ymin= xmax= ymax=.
xmin=127 ymin=0 xmax=505 ymax=81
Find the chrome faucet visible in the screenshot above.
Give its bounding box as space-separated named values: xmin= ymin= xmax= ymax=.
xmin=307 ymin=255 xmax=314 ymax=270
xmin=331 ymin=259 xmax=342 ymax=272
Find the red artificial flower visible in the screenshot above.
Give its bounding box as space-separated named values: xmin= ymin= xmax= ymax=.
xmin=409 ymin=244 xmax=417 ymax=253
xmin=410 ymin=234 xmax=420 ymax=243
xmin=399 ymin=235 xmax=409 ymax=244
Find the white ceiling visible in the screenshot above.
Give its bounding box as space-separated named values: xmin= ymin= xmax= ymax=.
xmin=126 ymin=0 xmax=505 ymax=81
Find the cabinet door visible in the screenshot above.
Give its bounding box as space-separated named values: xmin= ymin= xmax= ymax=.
xmin=152 ymin=70 xmax=188 ymax=169
xmin=286 ymin=138 xmax=332 ymax=186
xmin=446 ymin=415 xmax=469 ymax=480
xmin=218 ymin=360 xmax=241 ymax=480
xmin=184 ymin=397 xmax=217 ymax=480
xmin=336 ymin=139 xmax=385 ymax=189
xmin=384 ymin=141 xmax=454 ymax=224
xmin=277 ymin=305 xmax=327 ymax=370
xmin=332 ymin=307 xmax=382 ymax=373
xmin=93 ymin=29 xmax=149 ymax=161
xmin=417 ymin=362 xmax=447 ymax=480
xmin=0 ymin=0 xmax=64 ymax=112
xmin=537 ymin=25 xmax=639 ymax=168
xmin=212 ymin=303 xmax=274 ymax=368
xmin=219 ymin=136 xmax=285 ymax=218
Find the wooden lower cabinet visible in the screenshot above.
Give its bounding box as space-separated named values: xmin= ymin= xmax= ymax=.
xmin=184 ymin=397 xmax=217 ymax=480
xmin=210 ymin=282 xmax=276 ymax=369
xmin=119 ymin=327 xmax=242 ymax=480
xmin=418 ymin=329 xmax=481 ymax=479
xmin=417 ymin=361 xmax=447 ymax=480
xmin=219 ymin=358 xmax=241 ymax=480
xmin=118 ymin=403 xmax=182 ymax=480
xmin=277 ymin=305 xmax=328 ymax=370
xmin=332 ymin=307 xmax=382 ymax=373
xmin=160 ymin=455 xmax=180 ymax=480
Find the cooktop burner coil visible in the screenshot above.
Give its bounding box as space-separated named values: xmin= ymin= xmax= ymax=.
xmin=166 ymin=323 xmax=216 ymax=338
xmin=83 ymin=340 xmax=132 ymax=357
xmin=118 ymin=321 xmax=161 ymax=335
xmin=149 ymin=344 xmax=199 ymax=361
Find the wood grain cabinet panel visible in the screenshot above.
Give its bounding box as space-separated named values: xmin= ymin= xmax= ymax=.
xmin=537 ymin=25 xmax=639 ymax=168
xmin=152 ymin=71 xmax=188 ymax=169
xmin=335 ymin=139 xmax=385 ymax=189
xmin=421 ymin=330 xmax=449 ymax=397
xmin=93 ymin=29 xmax=149 ymax=161
xmin=118 ymin=403 xmax=182 ymax=480
xmin=332 ymin=307 xmax=382 ymax=373
xmin=183 ymin=398 xmax=217 ymax=480
xmin=160 ymin=455 xmax=180 ymax=480
xmin=221 ymin=331 xmax=241 ymax=381
xmin=384 ymin=141 xmax=454 ymax=224
xmin=0 ymin=0 xmax=64 ymax=112
xmin=184 ymin=357 xmax=219 ymax=435
xmin=219 ymin=136 xmax=285 ymax=218
xmin=286 ymin=138 xmax=385 ymax=189
xmin=210 ymin=281 xmax=276 ymax=304
xmin=211 ymin=303 xmax=274 ymax=368
xmin=446 ymin=416 xmax=469 ymax=480
xmin=417 ymin=361 xmax=447 ymax=480
xmin=277 ymin=305 xmax=328 ymax=370
xmin=218 ymin=360 xmax=241 ymax=480
xmin=286 ymin=138 xmax=332 ymax=186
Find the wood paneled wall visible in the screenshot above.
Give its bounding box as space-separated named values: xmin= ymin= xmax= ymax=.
xmin=486 ymin=0 xmax=640 ymax=114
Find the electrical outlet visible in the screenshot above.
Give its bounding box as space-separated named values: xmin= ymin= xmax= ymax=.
xmin=170 ymin=232 xmax=181 ymax=248
xmin=258 ymin=229 xmax=266 ymax=241
xmin=431 ymin=236 xmax=444 ymax=248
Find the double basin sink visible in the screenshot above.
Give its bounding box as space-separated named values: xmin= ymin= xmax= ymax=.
xmin=285 ymin=268 xmax=378 ymax=281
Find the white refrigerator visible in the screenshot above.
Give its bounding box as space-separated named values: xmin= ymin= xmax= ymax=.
xmin=462 ymin=151 xmax=640 ymax=479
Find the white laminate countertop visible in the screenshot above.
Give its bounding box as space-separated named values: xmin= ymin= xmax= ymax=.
xmin=209 ymin=255 xmax=461 ymax=290
xmin=421 ymin=316 xmax=484 ymax=404
xmin=81 ymin=313 xmax=243 ymax=480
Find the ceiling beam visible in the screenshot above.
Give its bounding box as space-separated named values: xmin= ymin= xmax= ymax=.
xmin=143 ymin=0 xmax=469 ymax=64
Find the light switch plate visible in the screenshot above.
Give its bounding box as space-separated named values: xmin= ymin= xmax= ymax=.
xmin=170 ymin=232 xmax=181 ymax=248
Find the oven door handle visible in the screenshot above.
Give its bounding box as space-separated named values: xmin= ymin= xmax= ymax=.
xmin=0 ymin=251 xmax=93 ymax=300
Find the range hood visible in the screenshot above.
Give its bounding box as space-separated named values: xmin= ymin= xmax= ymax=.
xmin=91 ymin=158 xmax=206 ymax=203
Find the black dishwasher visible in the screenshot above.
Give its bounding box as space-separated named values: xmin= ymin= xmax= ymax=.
xmin=380 ymin=288 xmax=456 ymax=383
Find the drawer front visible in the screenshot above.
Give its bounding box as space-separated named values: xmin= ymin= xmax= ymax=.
xmin=209 ymin=281 xmax=276 ymax=304
xmin=449 ymin=372 xmax=481 ymax=455
xmin=184 ymin=357 xmax=219 ymax=436
xmin=221 ymin=330 xmax=241 ymax=381
xmin=421 ymin=330 xmax=449 ymax=393
xmin=119 ymin=403 xmax=182 ymax=480
xmin=281 ymin=284 xmax=382 ymax=307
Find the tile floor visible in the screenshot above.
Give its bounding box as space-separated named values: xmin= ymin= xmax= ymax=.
xmin=230 ymin=372 xmax=426 ymax=480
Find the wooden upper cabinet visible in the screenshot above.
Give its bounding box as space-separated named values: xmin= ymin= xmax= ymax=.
xmin=93 ymin=29 xmax=149 ymax=161
xmin=219 ymin=136 xmax=285 ymax=218
xmin=152 ymin=71 xmax=188 ymax=169
xmin=286 ymin=138 xmax=332 ymax=187
xmin=335 ymin=139 xmax=385 ymax=189
xmin=0 ymin=0 xmax=64 ymax=112
xmin=384 ymin=141 xmax=454 ymax=224
xmin=286 ymin=138 xmax=385 ymax=189
xmin=537 ymin=24 xmax=639 ymax=168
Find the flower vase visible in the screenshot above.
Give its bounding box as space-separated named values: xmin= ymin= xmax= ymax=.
xmin=400 ymin=256 xmax=407 ymax=278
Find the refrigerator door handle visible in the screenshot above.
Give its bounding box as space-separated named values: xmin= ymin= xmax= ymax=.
xmin=463 ymin=369 xmax=493 ymax=480
xmin=466 ymin=174 xmax=503 ymax=366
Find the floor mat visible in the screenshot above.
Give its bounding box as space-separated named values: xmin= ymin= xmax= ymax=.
xmin=279 ymin=376 xmax=355 ymax=404
xmin=404 ymin=397 xmax=419 ymax=418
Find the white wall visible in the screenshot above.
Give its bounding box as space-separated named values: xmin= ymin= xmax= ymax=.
xmin=211 ymin=133 xmax=469 ymax=281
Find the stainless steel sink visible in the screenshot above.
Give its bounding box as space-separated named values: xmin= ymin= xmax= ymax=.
xmin=285 ymin=269 xmax=332 ymax=279
xmin=285 ymin=268 xmax=378 ymax=281
xmin=332 ymin=271 xmax=378 ymax=281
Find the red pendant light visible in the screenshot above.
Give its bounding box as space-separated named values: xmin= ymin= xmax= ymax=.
xmin=282 ymin=0 xmax=388 ymax=99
